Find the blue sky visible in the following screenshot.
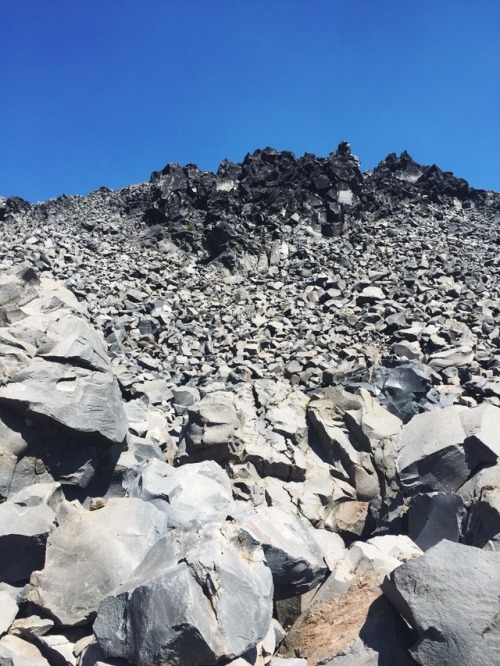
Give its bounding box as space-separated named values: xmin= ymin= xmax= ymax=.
xmin=1 ymin=1 xmax=499 ymax=201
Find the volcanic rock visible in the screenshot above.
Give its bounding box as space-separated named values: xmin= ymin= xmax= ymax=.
xmin=28 ymin=498 xmax=169 ymax=625
xmin=94 ymin=524 xmax=273 ymax=666
xmin=1 ymin=141 xmax=499 ymax=665
xmin=382 ymin=540 xmax=500 ymax=665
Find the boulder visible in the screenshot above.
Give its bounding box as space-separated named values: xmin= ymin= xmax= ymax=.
xmin=236 ymin=503 xmax=329 ymax=599
xmin=0 ymin=483 xmax=61 ymax=583
xmin=94 ymin=524 xmax=273 ymax=666
xmin=308 ymin=388 xmax=402 ymax=528
xmin=383 ymin=540 xmax=500 ymax=665
xmin=37 ymin=311 xmax=111 ymax=372
xmin=124 ymin=458 xmax=234 ymax=527
xmin=397 ymin=404 xmax=500 ymax=494
xmin=28 ymin=498 xmax=169 ymax=625
xmin=408 ymin=492 xmax=466 ymax=550
xmin=0 ymin=358 xmax=128 ymax=445
xmin=460 ymin=464 xmax=500 ymax=549
xmin=182 ymin=391 xmax=242 ymax=462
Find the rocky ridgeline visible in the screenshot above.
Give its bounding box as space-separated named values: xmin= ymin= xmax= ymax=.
xmin=0 ymin=144 xmax=499 ymax=665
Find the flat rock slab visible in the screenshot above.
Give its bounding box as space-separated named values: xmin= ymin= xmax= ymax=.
xmin=0 ymin=634 xmax=50 ymax=665
xmin=0 ymin=590 xmax=18 ymax=635
xmin=382 ymin=539 xmax=500 ymax=665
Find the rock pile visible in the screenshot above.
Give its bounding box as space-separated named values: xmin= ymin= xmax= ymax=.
xmin=0 ymin=143 xmax=499 ymax=664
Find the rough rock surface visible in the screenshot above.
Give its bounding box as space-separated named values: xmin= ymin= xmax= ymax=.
xmin=280 ymin=535 xmax=422 ymax=665
xmin=382 ymin=540 xmax=500 ymax=665
xmin=0 ymin=143 xmax=499 ymax=664
xmin=94 ymin=524 xmax=273 ymax=666
xmin=28 ymin=498 xmax=170 ymax=625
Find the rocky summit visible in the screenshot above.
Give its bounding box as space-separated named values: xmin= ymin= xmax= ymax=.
xmin=0 ymin=143 xmax=499 ymax=665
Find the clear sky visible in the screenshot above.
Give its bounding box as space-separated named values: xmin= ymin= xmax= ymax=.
xmin=1 ymin=1 xmax=499 ymax=202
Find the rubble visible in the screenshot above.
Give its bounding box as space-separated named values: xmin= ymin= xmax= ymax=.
xmin=0 ymin=143 xmax=499 ymax=664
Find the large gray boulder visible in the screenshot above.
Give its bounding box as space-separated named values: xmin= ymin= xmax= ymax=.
xmin=382 ymin=540 xmax=500 ymax=665
xmin=235 ymin=504 xmax=329 ymax=599
xmin=408 ymin=492 xmax=466 ymax=551
xmin=0 ymin=403 xmax=119 ymax=504
xmin=28 ymin=498 xmax=169 ymax=625
xmin=0 ymin=266 xmax=127 ymax=447
xmin=0 ymin=358 xmax=127 ymax=445
xmin=37 ymin=311 xmax=111 ymax=372
xmin=397 ymin=404 xmax=500 ymax=494
xmin=123 ymin=458 xmax=235 ymax=527
xmin=0 ymin=483 xmax=61 ymax=583
xmin=94 ymin=523 xmax=273 ymax=666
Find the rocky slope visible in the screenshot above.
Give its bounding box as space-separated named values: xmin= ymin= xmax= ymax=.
xmin=0 ymin=144 xmax=499 ymax=665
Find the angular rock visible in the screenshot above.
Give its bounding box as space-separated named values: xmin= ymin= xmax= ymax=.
xmin=94 ymin=524 xmax=273 ymax=666
xmin=124 ymin=458 xmax=234 ymax=527
xmin=397 ymin=403 xmax=500 ymax=494
xmin=235 ymin=504 xmax=329 ymax=599
xmin=0 ymin=358 xmax=127 ymax=445
xmin=28 ymin=498 xmax=169 ymax=625
xmin=308 ymin=388 xmax=402 ymax=528
xmin=37 ymin=312 xmax=111 ymax=372
xmin=0 ymin=483 xmax=60 ymax=583
xmin=460 ymin=464 xmax=500 ymax=549
xmin=0 ymin=634 xmax=50 ymax=665
xmin=382 ymin=540 xmax=500 ymax=665
xmin=0 ymin=590 xmax=18 ymax=635
xmin=182 ymin=391 xmax=242 ymax=462
xmin=408 ymin=492 xmax=466 ymax=550
xmin=281 ymin=536 xmax=421 ymax=665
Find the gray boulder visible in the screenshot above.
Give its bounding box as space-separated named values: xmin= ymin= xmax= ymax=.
xmin=29 ymin=498 xmax=169 ymax=625
xmin=236 ymin=504 xmax=329 ymax=599
xmin=397 ymin=404 xmax=500 ymax=494
xmin=0 ymin=358 xmax=127 ymax=445
xmin=94 ymin=523 xmax=273 ymax=666
xmin=37 ymin=311 xmax=111 ymax=372
xmin=0 ymin=483 xmax=61 ymax=583
xmin=124 ymin=458 xmax=234 ymax=526
xmin=460 ymin=464 xmax=500 ymax=549
xmin=308 ymin=388 xmax=402 ymax=527
xmin=408 ymin=492 xmax=466 ymax=550
xmin=183 ymin=391 xmax=242 ymax=462
xmin=382 ymin=540 xmax=500 ymax=665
